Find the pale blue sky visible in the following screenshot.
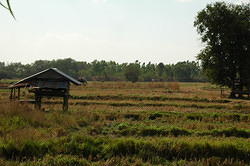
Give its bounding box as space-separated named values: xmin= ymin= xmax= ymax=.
xmin=0 ymin=0 xmax=248 ymax=64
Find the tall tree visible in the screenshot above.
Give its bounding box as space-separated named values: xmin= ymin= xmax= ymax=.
xmin=194 ymin=2 xmax=250 ymax=97
xmin=124 ymin=63 xmax=140 ymax=83
xmin=157 ymin=63 xmax=165 ymax=78
xmin=174 ymin=61 xmax=200 ymax=82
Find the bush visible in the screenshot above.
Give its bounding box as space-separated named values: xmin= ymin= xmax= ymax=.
xmin=0 ymin=140 xmax=52 ymax=160
xmin=103 ymin=138 xmax=250 ymax=162
xmin=169 ymin=127 xmax=191 ymax=137
xmin=210 ymin=128 xmax=250 ymax=138
xmin=20 ymin=155 xmax=90 ymax=166
xmin=148 ymin=113 xmax=163 ymax=120
xmin=104 ymin=139 xmax=138 ymax=157
xmin=186 ymin=114 xmax=203 ymax=121
xmin=44 ymin=155 xmax=90 ymax=166
xmin=140 ymin=127 xmax=165 ymax=136
xmin=140 ymin=127 xmax=191 ymax=137
xmin=124 ymin=114 xmax=140 ymax=121
xmin=63 ymin=136 xmax=103 ymax=159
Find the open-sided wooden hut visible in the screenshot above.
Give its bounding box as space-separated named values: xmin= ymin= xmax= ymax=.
xmin=9 ymin=68 xmax=82 ymax=111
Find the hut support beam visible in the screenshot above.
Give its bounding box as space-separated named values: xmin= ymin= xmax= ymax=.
xmin=10 ymin=88 xmax=13 ymax=100
xmin=18 ymin=88 xmax=20 ymax=100
xmin=63 ymin=95 xmax=69 ymax=111
xmin=13 ymin=88 xmax=16 ymax=100
xmin=35 ymin=94 xmax=42 ymax=110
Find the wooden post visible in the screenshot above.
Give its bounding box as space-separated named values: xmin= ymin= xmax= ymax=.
xmin=63 ymin=95 xmax=69 ymax=111
xmin=35 ymin=93 xmax=42 ymax=110
xmin=63 ymin=86 xmax=69 ymax=111
xmin=220 ymin=87 xmax=223 ymax=98
xmin=10 ymin=88 xmax=13 ymax=100
xmin=38 ymin=96 xmax=42 ymax=110
xmin=13 ymin=88 xmax=16 ymax=100
xmin=18 ymin=88 xmax=20 ymax=100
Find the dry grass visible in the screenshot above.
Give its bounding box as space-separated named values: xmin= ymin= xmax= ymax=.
xmin=70 ymin=82 xmax=227 ymax=100
xmin=167 ymin=82 xmax=180 ymax=91
xmin=0 ymin=103 xmax=46 ymax=123
xmin=0 ymin=81 xmax=250 ymax=165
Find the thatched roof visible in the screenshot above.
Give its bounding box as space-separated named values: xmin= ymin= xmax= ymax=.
xmin=10 ymin=68 xmax=82 ymax=88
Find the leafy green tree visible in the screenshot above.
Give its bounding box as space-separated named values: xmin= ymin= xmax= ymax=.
xmin=0 ymin=62 xmax=7 ymax=79
xmin=156 ymin=63 xmax=165 ymax=78
xmin=194 ymin=2 xmax=250 ymax=96
xmin=103 ymin=61 xmax=123 ymax=81
xmin=30 ymin=60 xmax=52 ymax=74
xmin=164 ymin=64 xmax=174 ymax=81
xmin=174 ymin=61 xmax=200 ymax=82
xmin=52 ymin=58 xmax=78 ymax=77
xmin=124 ymin=63 xmax=140 ymax=83
xmin=141 ymin=62 xmax=157 ymax=81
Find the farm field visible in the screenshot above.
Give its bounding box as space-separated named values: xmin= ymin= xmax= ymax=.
xmin=0 ymin=81 xmax=250 ymax=166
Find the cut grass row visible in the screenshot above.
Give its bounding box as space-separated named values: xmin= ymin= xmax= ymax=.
xmin=0 ymin=136 xmax=249 ymax=164
xmin=0 ymin=156 xmax=247 ymax=166
xmin=91 ymin=123 xmax=250 ymax=138
xmin=42 ymin=100 xmax=228 ymax=110
xmin=2 ymin=100 xmax=237 ymax=112
xmin=70 ymin=95 xmax=231 ymax=103
xmin=1 ymin=115 xmax=249 ymax=139
xmin=102 ymin=110 xmax=250 ymax=122
xmin=0 ymin=103 xmax=249 ymax=132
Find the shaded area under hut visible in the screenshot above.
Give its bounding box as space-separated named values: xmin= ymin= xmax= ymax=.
xmin=9 ymin=68 xmax=82 ymax=111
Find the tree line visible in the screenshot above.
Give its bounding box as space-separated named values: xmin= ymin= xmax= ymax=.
xmin=0 ymin=59 xmax=206 ymax=82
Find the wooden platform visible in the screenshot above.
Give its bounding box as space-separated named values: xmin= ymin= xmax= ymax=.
xmin=18 ymin=100 xmax=36 ymax=103
xmin=231 ymin=90 xmax=250 ymax=98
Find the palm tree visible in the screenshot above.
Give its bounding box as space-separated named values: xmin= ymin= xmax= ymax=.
xmin=0 ymin=0 xmax=15 ymax=19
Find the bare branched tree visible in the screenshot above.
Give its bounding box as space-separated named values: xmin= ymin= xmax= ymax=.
xmin=0 ymin=0 xmax=15 ymax=19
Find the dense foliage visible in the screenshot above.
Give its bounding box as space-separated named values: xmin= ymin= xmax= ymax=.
xmin=194 ymin=2 xmax=250 ymax=94
xmin=124 ymin=63 xmax=140 ymax=83
xmin=0 ymin=59 xmax=205 ymax=82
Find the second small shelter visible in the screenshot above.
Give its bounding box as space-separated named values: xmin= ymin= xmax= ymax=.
xmin=9 ymin=68 xmax=82 ymax=111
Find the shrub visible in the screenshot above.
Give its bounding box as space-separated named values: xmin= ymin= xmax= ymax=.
xmin=104 ymin=139 xmax=138 ymax=157
xmin=63 ymin=136 xmax=103 ymax=160
xmin=124 ymin=114 xmax=140 ymax=121
xmin=140 ymin=127 xmax=168 ymax=136
xmin=76 ymin=118 xmax=88 ymax=127
xmin=105 ymin=114 xmax=117 ymax=121
xmin=0 ymin=140 xmax=52 ymax=160
xmin=139 ymin=127 xmax=191 ymax=137
xmin=228 ymin=114 xmax=241 ymax=122
xmin=210 ymin=128 xmax=250 ymax=138
xmin=20 ymin=155 xmax=90 ymax=166
xmin=148 ymin=113 xmax=163 ymax=120
xmin=0 ymin=142 xmax=20 ymax=160
xmin=186 ymin=114 xmax=203 ymax=121
xmin=169 ymin=127 xmax=191 ymax=137
xmin=116 ymin=123 xmax=130 ymax=130
xmin=44 ymin=155 xmax=90 ymax=166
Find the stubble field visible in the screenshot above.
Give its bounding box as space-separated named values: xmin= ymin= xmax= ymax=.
xmin=0 ymin=81 xmax=249 ymax=166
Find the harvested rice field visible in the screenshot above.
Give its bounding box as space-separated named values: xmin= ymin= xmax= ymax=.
xmin=0 ymin=82 xmax=249 ymax=166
